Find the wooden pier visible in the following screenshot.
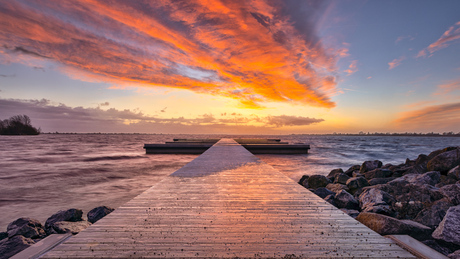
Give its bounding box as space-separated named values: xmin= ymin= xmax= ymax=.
xmin=42 ymin=139 xmax=414 ymax=258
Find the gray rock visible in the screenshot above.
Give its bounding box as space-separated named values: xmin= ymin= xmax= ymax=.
xmin=356 ymin=212 xmax=432 ymax=240
xmin=307 ymin=175 xmax=331 ymax=189
xmin=0 ymin=235 xmax=35 ymax=258
xmin=346 ymin=176 xmax=370 ymax=194
xmin=326 ymin=168 xmax=344 ymax=181
xmin=45 ymin=208 xmax=83 ymax=234
xmin=334 ymin=173 xmax=350 ymax=185
xmin=324 ymin=194 xmax=337 ymax=207
xmin=87 ymin=206 xmax=115 ymax=224
xmin=344 ymin=165 xmax=361 ymax=176
xmin=428 ymin=147 xmax=458 ymax=160
xmin=326 ymin=183 xmax=349 ymax=193
xmin=7 ymin=217 xmax=46 ymax=239
xmin=298 ymin=175 xmax=309 ymax=187
xmin=438 ymin=175 xmax=459 ymax=188
xmin=427 ymin=148 xmax=460 ymax=174
xmin=368 ymin=177 xmax=396 ymax=186
xmin=313 ymin=187 xmax=336 ymax=199
xmin=359 ymin=160 xmax=382 ymax=174
xmin=52 ymin=221 xmax=92 ymax=234
xmin=433 ymin=205 xmax=460 ymax=245
xmin=340 ymin=209 xmax=360 ymax=218
xmin=412 ymin=171 xmax=441 ymax=186
xmin=449 ymin=249 xmax=460 ymax=259
xmin=448 ymin=166 xmax=460 ymax=181
xmin=0 ymin=232 xmax=7 ymax=241
xmin=416 ymin=154 xmax=429 ymax=166
xmin=440 ymin=184 xmax=460 ymax=205
xmin=364 ymin=168 xmax=393 ymax=180
xmin=415 ymin=198 xmax=454 ymax=229
xmin=359 ymin=188 xmax=395 ymax=216
xmin=422 ymin=239 xmax=452 ymax=256
xmin=335 ymin=190 xmax=359 ymax=210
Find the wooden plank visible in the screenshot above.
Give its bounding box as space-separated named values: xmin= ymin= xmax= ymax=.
xmin=43 ymin=139 xmax=415 ymax=258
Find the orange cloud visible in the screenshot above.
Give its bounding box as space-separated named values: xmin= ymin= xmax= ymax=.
xmin=344 ymin=60 xmax=358 ymax=75
xmin=0 ymin=0 xmax=339 ymax=109
xmin=388 ymin=56 xmax=405 ymax=70
xmin=434 ymin=79 xmax=460 ymax=96
xmin=417 ymin=21 xmax=460 ymax=57
xmin=394 ymin=102 xmax=460 ymax=131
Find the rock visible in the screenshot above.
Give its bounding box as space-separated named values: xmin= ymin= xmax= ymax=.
xmin=324 ymin=194 xmax=337 ymax=207
xmin=344 ymin=165 xmax=360 ymax=176
xmin=414 ymin=198 xmax=453 ymax=229
xmin=359 ymin=160 xmax=382 ymax=174
xmin=448 ymin=166 xmax=460 ymax=181
xmin=449 ymin=250 xmax=460 ymax=259
xmin=416 ymin=154 xmax=429 ymax=166
xmin=326 ymin=183 xmax=349 ymax=193
xmin=438 ymin=175 xmax=459 ymax=188
xmin=0 ymin=232 xmax=7 ymax=241
xmin=298 ymin=175 xmax=309 ymax=187
xmin=313 ymin=187 xmax=336 ymax=199
xmin=427 ymin=148 xmax=460 ymax=174
xmin=364 ymin=168 xmax=393 ymax=180
xmin=87 ymin=206 xmax=115 ymax=224
xmin=326 ymin=168 xmax=343 ymax=181
xmin=440 ymin=184 xmax=460 ymax=205
xmin=359 ymin=188 xmax=395 ymax=216
xmin=346 ymin=177 xmax=370 ymax=195
xmin=335 ymin=190 xmax=359 ymax=210
xmin=368 ymin=177 xmax=396 ymax=186
xmin=307 ymin=175 xmax=331 ymax=189
xmin=45 ymin=208 xmax=83 ymax=234
xmin=7 ymin=217 xmax=46 ymax=239
xmin=433 ymin=205 xmax=460 ymax=245
xmin=51 ymin=221 xmax=92 ymax=234
xmin=352 ymin=171 xmax=364 ymax=178
xmin=0 ymin=235 xmax=35 ymax=258
xmin=428 ymin=147 xmax=458 ymax=160
xmin=422 ymin=239 xmax=452 ymax=256
xmin=356 ymin=212 xmax=432 ymax=240
xmin=334 ymin=173 xmax=350 ymax=185
xmin=340 ymin=209 xmax=360 ymax=218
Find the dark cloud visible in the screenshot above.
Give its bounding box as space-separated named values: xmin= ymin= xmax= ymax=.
xmin=11 ymin=46 xmax=50 ymax=59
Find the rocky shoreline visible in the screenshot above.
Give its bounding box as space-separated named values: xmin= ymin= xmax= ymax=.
xmin=299 ymin=146 xmax=460 ymax=258
xmin=0 ymin=206 xmax=114 ymax=258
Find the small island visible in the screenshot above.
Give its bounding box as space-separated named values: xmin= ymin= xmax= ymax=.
xmin=0 ymin=115 xmax=41 ymax=135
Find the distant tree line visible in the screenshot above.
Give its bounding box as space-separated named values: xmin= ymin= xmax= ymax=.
xmin=0 ymin=115 xmax=41 ymax=135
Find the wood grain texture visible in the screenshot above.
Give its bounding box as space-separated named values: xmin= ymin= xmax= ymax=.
xmin=43 ymin=139 xmax=415 ymax=258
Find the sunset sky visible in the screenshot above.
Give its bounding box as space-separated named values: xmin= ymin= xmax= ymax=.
xmin=1 ymin=0 xmax=459 ymax=134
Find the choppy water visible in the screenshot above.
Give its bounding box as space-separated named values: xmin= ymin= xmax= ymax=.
xmin=1 ymin=134 xmax=460 ymax=229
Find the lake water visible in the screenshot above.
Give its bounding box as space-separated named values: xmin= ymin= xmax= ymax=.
xmin=1 ymin=134 xmax=460 ymax=229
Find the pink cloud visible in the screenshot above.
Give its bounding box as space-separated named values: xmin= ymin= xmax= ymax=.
xmin=388 ymin=56 xmax=406 ymax=70
xmin=433 ymin=78 xmax=460 ymax=95
xmin=344 ymin=60 xmax=358 ymax=76
xmin=394 ymin=102 xmax=460 ymax=131
xmin=418 ymin=21 xmax=460 ymax=57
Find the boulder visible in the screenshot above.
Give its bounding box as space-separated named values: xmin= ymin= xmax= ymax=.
xmin=439 ymin=184 xmax=460 ymax=205
xmin=45 ymin=208 xmax=83 ymax=234
xmin=346 ymin=177 xmax=370 ymax=195
xmin=427 ymin=148 xmax=460 ymax=174
xmin=359 ymin=188 xmax=395 ymax=216
xmin=340 ymin=209 xmax=360 ymax=218
xmin=87 ymin=206 xmax=115 ymax=224
xmin=364 ymin=168 xmax=393 ymax=180
xmin=7 ymin=217 xmax=46 ymax=239
xmin=344 ymin=165 xmax=361 ymax=176
xmin=0 ymin=232 xmax=7 ymax=241
xmin=415 ymin=198 xmax=454 ymax=229
xmin=335 ymin=190 xmax=359 ymax=210
xmin=448 ymin=166 xmax=460 ymax=181
xmin=307 ymin=175 xmax=331 ymax=189
xmin=438 ymin=175 xmax=459 ymax=188
xmin=326 ymin=183 xmax=349 ymax=193
xmin=433 ymin=205 xmax=460 ymax=245
xmin=0 ymin=235 xmax=35 ymax=258
xmin=359 ymin=160 xmax=383 ymax=174
xmin=422 ymin=239 xmax=453 ymax=256
xmin=326 ymin=168 xmax=344 ymax=181
xmin=324 ymin=194 xmax=337 ymax=207
xmin=356 ymin=212 xmax=432 ymax=240
xmin=334 ymin=173 xmax=351 ymax=185
xmin=313 ymin=187 xmax=336 ymax=199
xmin=51 ymin=221 xmax=92 ymax=234
xmin=298 ymin=175 xmax=309 ymax=187
xmin=449 ymin=250 xmax=460 ymax=259
xmin=428 ymin=147 xmax=458 ymax=160
xmin=368 ymin=177 xmax=396 ymax=186
xmin=416 ymin=154 xmax=429 ymax=166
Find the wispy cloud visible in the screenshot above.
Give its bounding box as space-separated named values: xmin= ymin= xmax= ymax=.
xmin=344 ymin=60 xmax=358 ymax=75
xmin=0 ymin=0 xmax=339 ymax=109
xmin=388 ymin=56 xmax=405 ymax=70
xmin=433 ymin=78 xmax=460 ymax=96
xmin=417 ymin=21 xmax=460 ymax=58
xmin=394 ymin=102 xmax=460 ymax=131
xmin=395 ymin=35 xmax=415 ymax=44
xmin=0 ymin=97 xmax=324 ymax=133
